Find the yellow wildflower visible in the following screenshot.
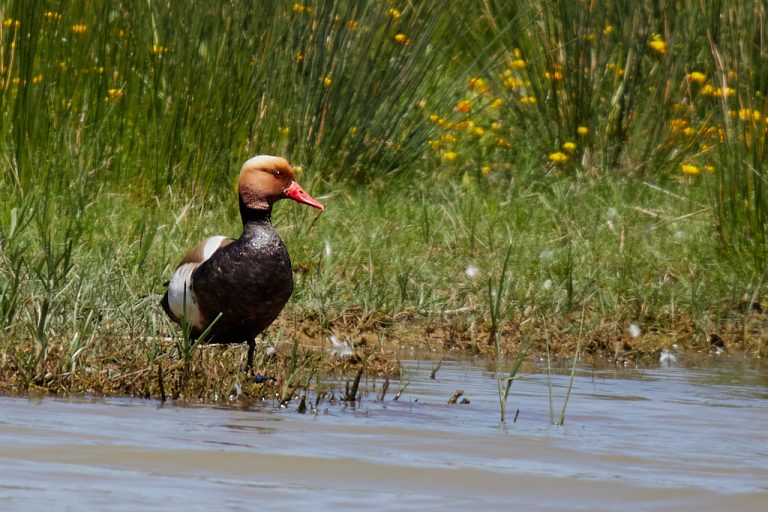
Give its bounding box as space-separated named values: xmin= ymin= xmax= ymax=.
xmin=443 ymin=151 xmax=458 ymax=161
xmin=704 ymin=165 xmax=716 ymax=173
xmin=490 ymin=122 xmax=502 ymax=131
xmin=428 ymin=114 xmax=440 ymax=123
xmin=292 ymin=3 xmax=306 ymax=13
xmin=682 ymin=127 xmax=696 ymax=136
xmin=520 ymin=95 xmax=537 ymax=104
xmin=71 ymin=24 xmax=87 ymax=34
xmin=346 ymin=20 xmax=359 ymax=30
xmin=3 ymin=18 xmax=20 ymax=29
xmin=428 ymin=140 xmax=441 ymax=150
xmin=323 ymin=76 xmax=332 ymax=87
xmin=503 ymin=76 xmax=524 ymax=89
xmin=549 ymin=152 xmax=569 ymax=164
xmin=456 ymin=100 xmax=471 ymax=113
xmin=687 ymin=71 xmax=707 ymax=84
xmin=469 ymin=77 xmax=487 ymax=91
xmin=474 ymin=127 xmax=486 ymax=137
xmin=107 ymin=88 xmax=125 ymax=100
xmin=490 ymin=98 xmax=503 ymax=109
xmin=295 ymin=53 xmax=304 ymax=62
xmin=441 ymin=134 xmax=457 ymax=144
xmin=496 ymin=137 xmax=512 ymax=148
xmin=562 ymin=141 xmax=577 ymax=152
xmin=349 ymin=126 xmax=358 ymax=135
xmin=31 ymin=75 xmax=43 ymax=85
xmin=544 ymin=70 xmax=564 ymax=81
xmin=649 ymin=33 xmax=666 ymax=55
xmin=44 ymin=11 xmax=61 ymax=22
xmin=509 ymin=59 xmax=527 ymax=69
xmin=577 ymin=126 xmax=589 ymax=137
xmin=701 ymin=84 xmax=715 ymax=95
xmin=738 ymin=108 xmax=761 ymax=122
xmin=386 ymin=8 xmax=401 ymax=19
xmin=394 ymin=33 xmax=408 ymax=44
xmin=680 ymin=163 xmax=700 ymax=175
xmin=152 ymin=45 xmax=168 ymax=55
xmin=603 ymin=25 xmax=614 ymax=36
xmin=670 ymin=118 xmax=689 ymax=131
xmin=481 ymin=165 xmax=492 ymax=175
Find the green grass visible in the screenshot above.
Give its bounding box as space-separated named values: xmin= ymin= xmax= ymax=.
xmin=1 ymin=1 xmax=768 ymax=401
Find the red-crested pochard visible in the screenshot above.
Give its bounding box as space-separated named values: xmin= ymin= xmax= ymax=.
xmin=161 ymin=155 xmax=324 ymax=368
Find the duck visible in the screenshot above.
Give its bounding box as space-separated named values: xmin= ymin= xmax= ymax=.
xmin=160 ymin=155 xmax=324 ymax=369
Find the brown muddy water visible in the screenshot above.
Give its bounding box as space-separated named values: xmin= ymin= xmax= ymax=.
xmin=1 ymin=355 xmax=767 ymax=511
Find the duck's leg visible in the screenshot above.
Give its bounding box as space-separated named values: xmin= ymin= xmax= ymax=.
xmin=246 ymin=338 xmax=255 ymax=372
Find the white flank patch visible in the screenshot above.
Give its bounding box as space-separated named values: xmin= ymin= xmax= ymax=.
xmin=202 ymin=235 xmax=228 ymax=260
xmin=167 ymin=262 xmax=204 ymax=330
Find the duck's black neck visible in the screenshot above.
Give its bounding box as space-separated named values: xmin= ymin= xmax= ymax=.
xmin=239 ymin=198 xmax=272 ymax=226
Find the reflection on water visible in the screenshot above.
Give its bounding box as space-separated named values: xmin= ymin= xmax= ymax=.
xmin=0 ymin=356 xmax=766 ymax=511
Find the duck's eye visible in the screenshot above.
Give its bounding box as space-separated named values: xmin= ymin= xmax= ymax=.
xmin=272 ymin=170 xmax=283 ymax=177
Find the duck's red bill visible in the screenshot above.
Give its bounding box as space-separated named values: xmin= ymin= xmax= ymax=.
xmin=284 ymin=181 xmax=325 ymax=210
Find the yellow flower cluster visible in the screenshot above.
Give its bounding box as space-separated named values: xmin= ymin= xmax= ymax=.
xmin=700 ymin=84 xmax=736 ymax=97
xmin=544 ymin=64 xmax=564 ymax=82
xmin=649 ymin=33 xmax=666 ymax=55
xmin=455 ymin=100 xmax=471 ymax=113
xmin=412 ymin=16 xmax=760 ymax=181
xmin=394 ymin=33 xmax=410 ymax=45
xmin=107 ymin=88 xmax=124 ymax=100
xmin=548 ymin=152 xmax=569 ymax=164
xmin=469 ymin=77 xmax=490 ymax=94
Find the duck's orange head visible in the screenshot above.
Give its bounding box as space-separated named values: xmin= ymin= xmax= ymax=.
xmin=238 ymin=155 xmax=324 ymax=211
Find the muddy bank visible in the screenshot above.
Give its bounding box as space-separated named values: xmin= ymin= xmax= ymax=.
xmin=1 ymin=303 xmax=765 ymax=404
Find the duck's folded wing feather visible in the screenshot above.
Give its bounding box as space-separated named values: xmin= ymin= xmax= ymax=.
xmin=179 ymin=235 xmax=234 ymax=265
xmin=162 ymin=235 xmax=234 ymax=329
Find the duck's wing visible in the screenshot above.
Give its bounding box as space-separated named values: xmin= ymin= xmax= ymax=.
xmin=178 ymin=235 xmax=235 ymax=266
xmin=161 ymin=236 xmax=234 ymax=328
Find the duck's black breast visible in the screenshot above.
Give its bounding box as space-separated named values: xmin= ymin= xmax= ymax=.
xmin=191 ymin=219 xmax=293 ymax=343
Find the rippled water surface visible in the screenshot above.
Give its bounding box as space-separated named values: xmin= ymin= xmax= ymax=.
xmin=1 ymin=356 xmax=767 ymax=511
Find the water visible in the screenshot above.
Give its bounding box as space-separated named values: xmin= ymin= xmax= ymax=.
xmin=1 ymin=356 xmax=766 ymax=511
